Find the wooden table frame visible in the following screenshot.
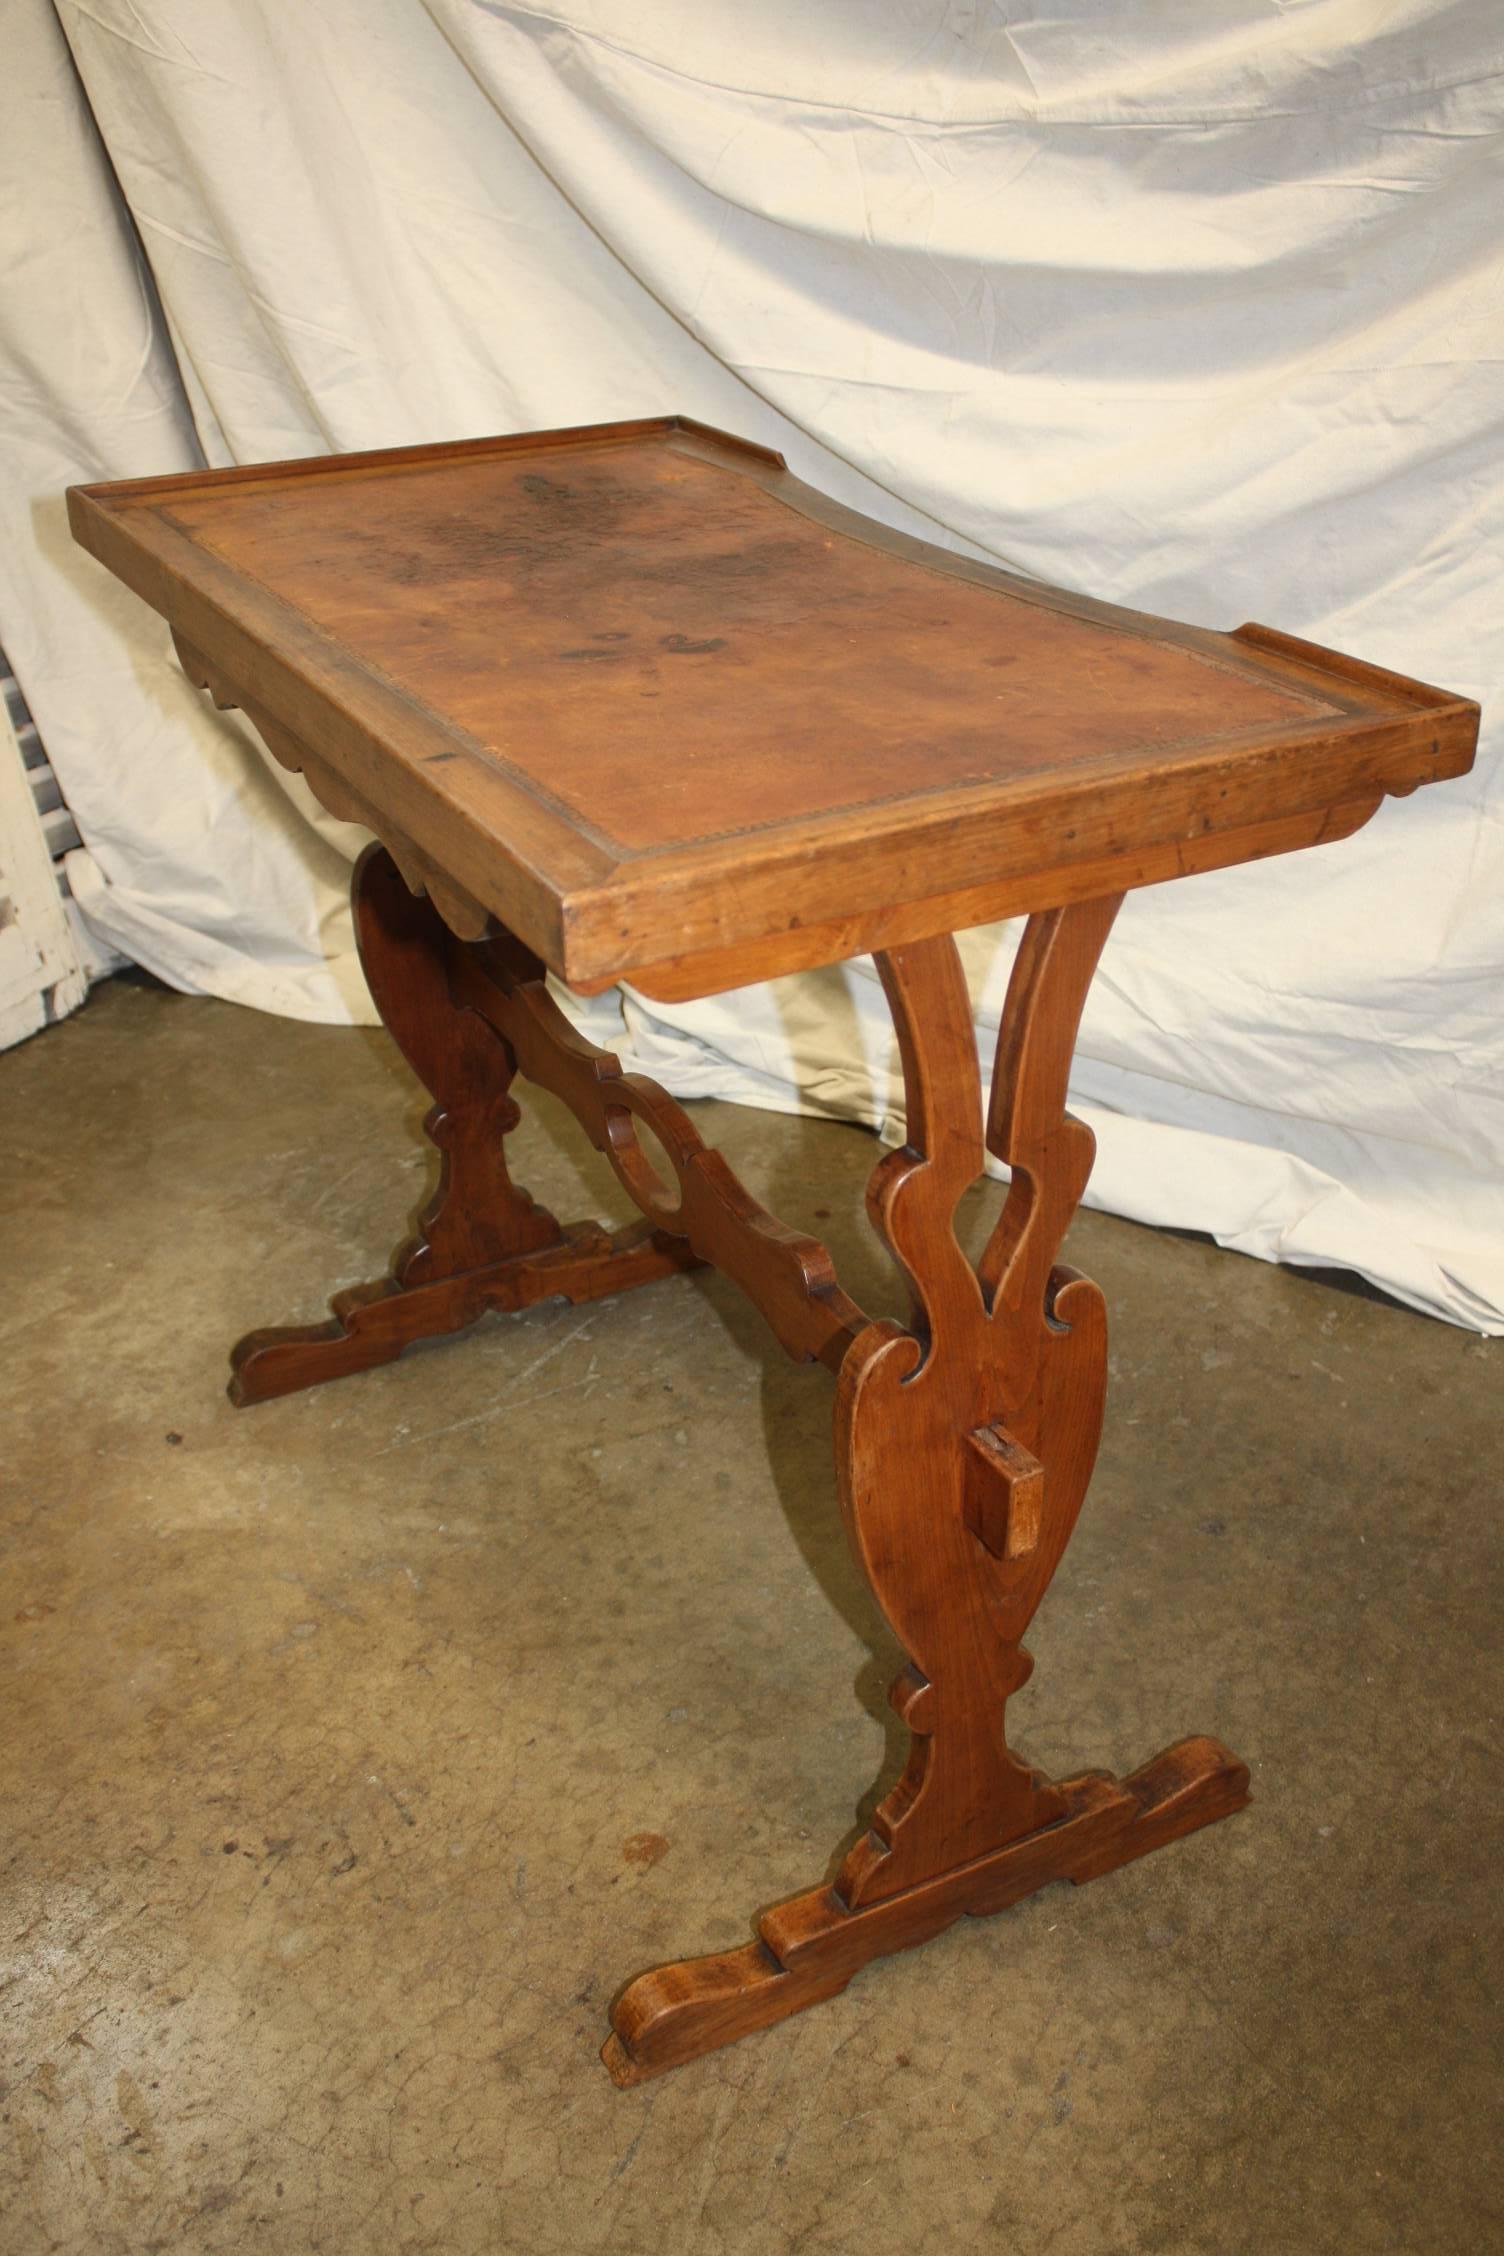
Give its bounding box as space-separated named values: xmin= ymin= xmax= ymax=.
xmin=68 ymin=417 xmax=1478 ymax=2084
xmin=231 ymin=844 xmax=1242 ymax=2085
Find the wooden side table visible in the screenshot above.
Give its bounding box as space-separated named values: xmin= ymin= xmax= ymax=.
xmin=70 ymin=419 xmax=1478 ymax=2084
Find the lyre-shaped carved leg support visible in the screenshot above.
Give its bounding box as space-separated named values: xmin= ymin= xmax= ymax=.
xmin=602 ymin=901 xmax=1249 ymax=2083
xmin=229 ymin=847 xmax=1248 ymax=2083
xmin=229 ymin=845 xmax=698 ymax=1405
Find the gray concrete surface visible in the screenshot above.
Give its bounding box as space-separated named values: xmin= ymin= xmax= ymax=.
xmin=2 ymin=975 xmax=1500 ymax=2256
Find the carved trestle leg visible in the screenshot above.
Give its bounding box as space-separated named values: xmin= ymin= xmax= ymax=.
xmin=229 ymin=844 xmax=698 ymax=1406
xmin=232 ymin=853 xmax=1250 ymax=2081
xmin=594 ymin=899 xmax=1250 ymax=2084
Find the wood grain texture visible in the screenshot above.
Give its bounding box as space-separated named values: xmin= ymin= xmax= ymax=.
xmin=227 ymin=851 xmax=1254 ymax=2080
xmin=390 ymin=875 xmax=1243 ymax=2077
xmin=229 ymin=844 xmax=696 ymax=1407
xmin=834 ymin=903 xmax=1121 ymax=1909
xmin=599 ymin=900 xmax=1249 ymax=2079
xmin=68 ymin=416 xmax=1477 ymax=994
xmin=448 ymin=932 xmax=868 ymax=1376
xmin=603 ymin=1738 xmax=1250 ymax=2086
xmin=68 ymin=418 xmax=1474 ymax=2083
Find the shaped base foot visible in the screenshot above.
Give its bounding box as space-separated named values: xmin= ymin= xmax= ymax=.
xmin=229 ymin=1219 xmax=698 ymax=1405
xmin=602 ymin=1735 xmax=1249 ymax=2086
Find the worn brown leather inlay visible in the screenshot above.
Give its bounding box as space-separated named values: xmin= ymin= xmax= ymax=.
xmin=167 ymin=441 xmax=1329 ymax=858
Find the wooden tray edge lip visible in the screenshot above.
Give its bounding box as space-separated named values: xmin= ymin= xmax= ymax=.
xmin=69 ymin=467 xmax=1479 ymax=849
xmin=68 ymin=425 xmax=1480 ymax=738
xmin=67 ymin=437 xmax=1482 ymax=997
xmin=1230 ymin=620 xmax=1484 ymax=724
xmin=66 ymin=484 xmax=586 ymax=967
xmin=555 ymin=696 xmax=1478 ymax=990
xmin=64 ymin=414 xmax=783 ymax=512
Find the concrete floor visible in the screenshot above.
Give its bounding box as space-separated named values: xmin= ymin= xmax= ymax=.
xmin=2 ymin=975 xmax=1500 ymax=2256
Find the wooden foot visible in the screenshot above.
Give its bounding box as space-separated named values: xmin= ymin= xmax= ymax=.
xmin=603 ymin=1736 xmax=1250 ymax=2085
xmin=229 ymin=1218 xmax=694 ymax=1405
xmin=229 ymin=844 xmax=694 ymax=1405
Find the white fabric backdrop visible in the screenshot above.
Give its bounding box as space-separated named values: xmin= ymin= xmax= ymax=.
xmin=4 ymin=0 xmax=1501 ymax=1328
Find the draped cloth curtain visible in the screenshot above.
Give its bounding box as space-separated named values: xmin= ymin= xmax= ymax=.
xmin=4 ymin=0 xmax=1501 ymax=1328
